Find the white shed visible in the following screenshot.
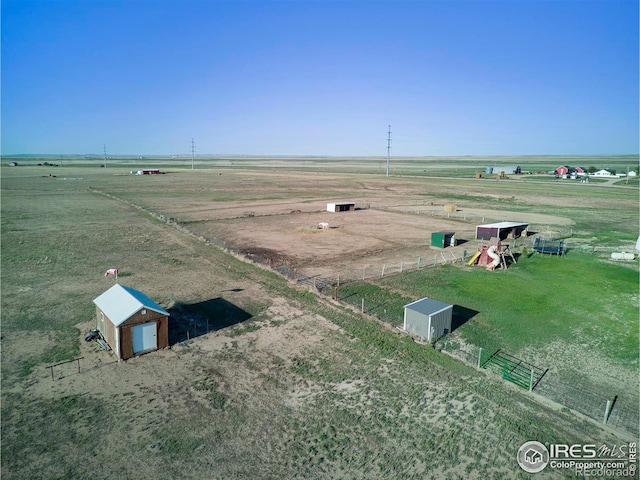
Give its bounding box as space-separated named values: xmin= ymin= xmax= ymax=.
xmin=403 ymin=297 xmax=453 ymax=342
xmin=327 ymin=202 xmax=355 ymax=213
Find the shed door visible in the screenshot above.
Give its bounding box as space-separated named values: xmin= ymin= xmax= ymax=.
xmin=132 ymin=322 xmax=157 ymax=354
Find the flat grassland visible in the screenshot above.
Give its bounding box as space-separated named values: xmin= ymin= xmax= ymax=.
xmin=2 ymin=156 xmax=638 ymax=479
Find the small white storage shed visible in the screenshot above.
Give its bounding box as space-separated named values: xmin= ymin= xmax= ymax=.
xmin=327 ymin=202 xmax=355 ymax=213
xmin=403 ymin=297 xmax=453 ymax=342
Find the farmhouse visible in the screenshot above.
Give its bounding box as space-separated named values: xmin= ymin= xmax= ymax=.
xmin=327 ymin=201 xmax=355 ymax=213
xmin=403 ymin=297 xmax=453 ymax=342
xmin=475 ymin=221 xmax=528 ymax=241
xmin=591 ymin=169 xmax=617 ymax=177
xmin=93 ymin=284 xmax=169 ymax=360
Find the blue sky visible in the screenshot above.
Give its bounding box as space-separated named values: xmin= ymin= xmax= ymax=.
xmin=2 ymin=0 xmax=638 ymax=156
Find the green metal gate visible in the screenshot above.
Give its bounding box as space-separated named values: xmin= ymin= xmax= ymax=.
xmin=479 ymin=349 xmax=547 ymax=391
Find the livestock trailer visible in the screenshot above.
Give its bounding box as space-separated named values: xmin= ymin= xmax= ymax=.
xmin=93 ymin=284 xmax=169 ymax=360
xmin=403 ymin=297 xmax=453 ymax=342
xmin=475 ymin=221 xmax=528 ymax=241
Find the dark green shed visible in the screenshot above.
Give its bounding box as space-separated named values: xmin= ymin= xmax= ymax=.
xmin=431 ymin=231 xmax=455 ymax=248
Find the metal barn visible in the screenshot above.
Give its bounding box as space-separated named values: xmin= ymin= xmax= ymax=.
xmin=485 ymin=166 xmax=521 ymax=175
xmin=403 ymin=297 xmax=453 ymax=342
xmin=327 ymin=202 xmax=355 ymax=213
xmin=475 ymin=221 xmax=528 ymax=241
xmin=93 ymin=284 xmax=169 ymax=360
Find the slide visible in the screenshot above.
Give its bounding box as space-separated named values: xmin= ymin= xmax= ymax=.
xmin=486 ymin=245 xmax=501 ymax=270
xmin=467 ymin=251 xmax=481 ymax=265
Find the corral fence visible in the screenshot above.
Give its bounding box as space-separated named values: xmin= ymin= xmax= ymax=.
xmin=435 ymin=339 xmax=639 ymax=438
xmin=93 ymin=190 xmax=636 ymax=437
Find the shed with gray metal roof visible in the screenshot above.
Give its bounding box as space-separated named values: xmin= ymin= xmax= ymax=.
xmin=403 ymin=297 xmax=453 ymax=342
xmin=93 ymin=284 xmax=169 ymax=360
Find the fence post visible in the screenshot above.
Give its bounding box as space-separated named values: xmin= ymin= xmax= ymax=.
xmin=337 ymin=274 xmax=340 ymax=287
xmin=400 ymin=261 xmax=403 ymax=273
xmin=361 ymin=298 xmax=365 ymax=314
xmin=477 ymin=348 xmax=482 ymax=368
xmin=603 ymin=400 xmax=611 ymax=424
xmin=363 ymin=267 xmax=366 ymax=280
xmin=381 ymin=265 xmax=386 ymax=277
xmin=529 ymin=368 xmax=534 ymax=391
xmin=417 ymin=257 xmax=421 ymax=269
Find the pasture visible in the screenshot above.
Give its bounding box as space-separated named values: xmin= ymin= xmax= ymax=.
xmin=1 ymin=156 xmax=638 ymax=479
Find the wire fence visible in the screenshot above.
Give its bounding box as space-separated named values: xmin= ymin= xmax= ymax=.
xmin=433 ymin=340 xmax=639 ymax=438
xmin=96 ymin=190 xmax=636 ymax=439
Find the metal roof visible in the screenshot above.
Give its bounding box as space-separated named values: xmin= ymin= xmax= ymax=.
xmin=93 ymin=284 xmax=169 ymax=327
xmin=476 ymin=221 xmax=528 ymax=229
xmin=404 ymin=297 xmax=452 ymax=316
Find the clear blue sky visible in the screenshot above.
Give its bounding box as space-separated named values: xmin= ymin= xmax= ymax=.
xmin=2 ymin=0 xmax=638 ymax=156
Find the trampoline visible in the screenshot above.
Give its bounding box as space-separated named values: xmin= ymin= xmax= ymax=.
xmin=532 ymin=237 xmax=566 ymax=255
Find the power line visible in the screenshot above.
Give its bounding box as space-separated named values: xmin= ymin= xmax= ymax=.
xmin=386 ymin=125 xmax=392 ymax=177
xmin=191 ymin=138 xmax=195 ymax=170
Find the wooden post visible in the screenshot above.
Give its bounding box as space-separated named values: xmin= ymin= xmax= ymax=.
xmin=529 ymin=368 xmax=534 ymax=391
xmin=361 ymin=298 xmax=365 ymax=313
xmin=363 ymin=267 xmax=366 ymax=280
xmin=400 ymin=261 xmax=403 ymax=272
xmin=381 ymin=265 xmax=386 ymax=277
xmin=477 ymin=348 xmax=482 ymax=368
xmin=603 ymin=400 xmax=611 ymax=424
xmin=417 ymin=257 xmax=421 ymax=268
xmin=337 ymin=274 xmax=340 ymax=287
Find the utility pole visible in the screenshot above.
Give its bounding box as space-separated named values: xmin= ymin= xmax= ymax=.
xmin=386 ymin=125 xmax=392 ymax=177
xmin=191 ymin=138 xmax=195 ymax=170
xmin=103 ymin=145 xmax=107 ymax=168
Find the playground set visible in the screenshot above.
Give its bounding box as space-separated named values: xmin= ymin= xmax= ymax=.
xmin=467 ymin=237 xmax=516 ymax=270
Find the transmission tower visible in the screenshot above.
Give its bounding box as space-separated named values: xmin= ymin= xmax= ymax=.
xmin=191 ymin=138 xmax=195 ymax=170
xmin=103 ymin=144 xmax=107 ymax=168
xmin=386 ymin=125 xmax=392 ymax=177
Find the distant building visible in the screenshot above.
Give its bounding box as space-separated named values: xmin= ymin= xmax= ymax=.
xmin=486 ymin=166 xmax=521 ymax=175
xmin=592 ymin=169 xmax=615 ymax=177
xmin=327 ymin=202 xmax=355 ymax=213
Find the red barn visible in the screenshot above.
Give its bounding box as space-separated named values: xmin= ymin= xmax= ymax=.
xmin=555 ymin=166 xmax=569 ymax=176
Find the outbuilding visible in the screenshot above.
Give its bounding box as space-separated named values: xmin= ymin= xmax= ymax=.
xmin=475 ymin=221 xmax=528 ymax=241
xmin=485 ymin=165 xmax=521 ymax=175
xmin=403 ymin=297 xmax=453 ymax=342
xmin=93 ymin=284 xmax=169 ymax=360
xmin=327 ymin=201 xmax=356 ymax=213
xmin=431 ymin=231 xmax=456 ymax=248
